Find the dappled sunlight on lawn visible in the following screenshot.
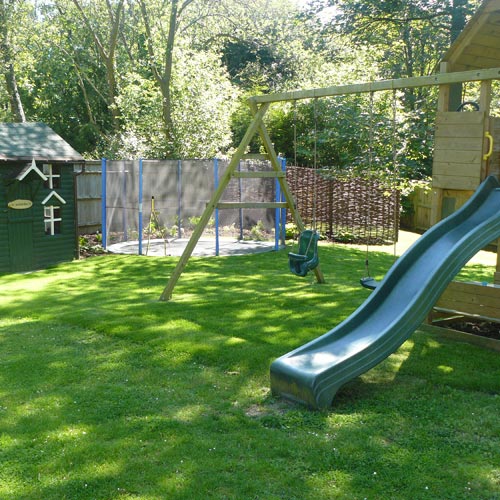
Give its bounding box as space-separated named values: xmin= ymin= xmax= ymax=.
xmin=0 ymin=243 xmax=499 ymax=499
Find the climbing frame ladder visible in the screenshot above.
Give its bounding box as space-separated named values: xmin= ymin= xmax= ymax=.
xmin=159 ymin=102 xmax=325 ymax=301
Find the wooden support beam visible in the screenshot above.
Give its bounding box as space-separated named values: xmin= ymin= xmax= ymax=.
xmin=233 ymin=171 xmax=285 ymax=179
xmin=159 ymin=103 xmax=270 ymax=301
xmin=481 ymin=80 xmax=493 ymax=182
xmin=430 ymin=187 xmax=444 ymax=226
xmin=479 ymin=80 xmax=492 ymax=113
xmin=216 ymin=202 xmax=288 ymax=209
xmin=437 ymin=63 xmax=451 ymax=112
xmin=241 ymin=153 xmax=270 ymax=160
xmin=249 ymin=67 xmax=500 ymax=104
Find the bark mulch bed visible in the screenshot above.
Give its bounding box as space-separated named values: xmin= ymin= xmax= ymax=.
xmin=441 ymin=318 xmax=500 ymax=341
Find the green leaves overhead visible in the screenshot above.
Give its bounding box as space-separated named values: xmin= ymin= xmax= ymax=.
xmin=0 ymin=0 xmax=486 ymax=175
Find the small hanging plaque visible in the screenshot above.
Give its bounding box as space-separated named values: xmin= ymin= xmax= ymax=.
xmin=8 ymin=199 xmax=33 ymax=210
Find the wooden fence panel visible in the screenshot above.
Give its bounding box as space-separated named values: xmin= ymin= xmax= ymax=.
xmin=76 ymin=161 xmax=101 ymax=234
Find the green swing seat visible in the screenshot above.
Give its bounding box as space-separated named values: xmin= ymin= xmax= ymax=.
xmin=288 ymin=229 xmax=320 ymax=277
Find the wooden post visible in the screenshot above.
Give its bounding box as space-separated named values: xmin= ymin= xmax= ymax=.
xmin=430 ymin=63 xmax=451 ymax=226
xmin=480 ymin=80 xmax=493 ymax=181
xmin=437 ymin=63 xmax=451 ymax=113
xmin=430 ymin=188 xmax=444 ymax=227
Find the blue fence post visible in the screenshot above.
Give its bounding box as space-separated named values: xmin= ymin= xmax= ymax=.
xmin=238 ymin=160 xmax=243 ymax=241
xmin=122 ymin=161 xmax=128 ymax=242
xmin=138 ymin=159 xmax=144 ymax=255
xmin=214 ymin=158 xmax=220 ymax=256
xmin=280 ymin=157 xmax=287 ymax=245
xmin=177 ymin=160 xmax=182 ymax=239
xmin=101 ymin=158 xmax=107 ymax=249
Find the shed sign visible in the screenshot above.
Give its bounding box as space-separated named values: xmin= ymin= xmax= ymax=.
xmin=8 ymin=199 xmax=33 ymax=210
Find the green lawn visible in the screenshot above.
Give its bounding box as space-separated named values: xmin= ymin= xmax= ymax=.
xmin=0 ymin=244 xmax=499 ymax=499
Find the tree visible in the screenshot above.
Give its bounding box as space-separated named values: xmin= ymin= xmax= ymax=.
xmin=110 ymin=49 xmax=238 ymax=159
xmin=138 ymin=0 xmax=212 ymax=154
xmin=0 ymin=0 xmax=27 ymax=121
xmin=311 ymin=0 xmax=480 ymax=108
xmin=275 ymin=0 xmax=484 ymax=180
xmin=56 ymin=0 xmax=125 ymax=128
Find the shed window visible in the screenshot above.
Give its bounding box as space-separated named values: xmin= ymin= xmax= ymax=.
xmin=44 ymin=206 xmax=62 ymax=235
xmin=43 ymin=164 xmax=61 ymax=189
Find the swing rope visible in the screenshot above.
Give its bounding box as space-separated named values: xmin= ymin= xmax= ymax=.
xmin=296 ymin=98 xmax=319 ymax=256
xmin=312 ymin=97 xmax=318 ymax=232
xmin=288 ymin=97 xmax=321 ymax=277
xmin=293 ymin=100 xmax=298 ymax=168
xmin=391 ymin=89 xmax=399 ymax=260
xmin=364 ymin=91 xmax=375 ymax=279
xmin=361 ymin=89 xmax=400 ymax=290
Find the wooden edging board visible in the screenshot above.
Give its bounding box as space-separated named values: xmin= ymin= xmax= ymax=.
xmin=420 ymin=323 xmax=500 ymax=352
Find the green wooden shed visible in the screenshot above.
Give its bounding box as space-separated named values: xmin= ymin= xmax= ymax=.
xmin=0 ymin=122 xmax=84 ymax=273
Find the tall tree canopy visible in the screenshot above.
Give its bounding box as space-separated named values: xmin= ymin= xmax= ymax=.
xmin=312 ymin=0 xmax=481 ymax=76
xmin=0 ymin=0 xmax=487 ymax=175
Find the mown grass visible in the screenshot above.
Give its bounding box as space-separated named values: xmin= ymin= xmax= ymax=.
xmin=0 ymin=243 xmax=499 ymax=499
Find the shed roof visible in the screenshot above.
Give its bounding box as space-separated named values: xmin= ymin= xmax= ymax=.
xmin=0 ymin=122 xmax=83 ymax=162
xmin=441 ymin=0 xmax=500 ymax=71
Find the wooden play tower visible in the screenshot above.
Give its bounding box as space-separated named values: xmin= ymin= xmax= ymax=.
xmin=430 ymin=0 xmax=500 ymax=323
xmin=432 ymin=0 xmax=500 ymax=229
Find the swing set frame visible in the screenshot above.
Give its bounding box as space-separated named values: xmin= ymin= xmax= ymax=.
xmin=159 ymin=66 xmax=500 ymax=301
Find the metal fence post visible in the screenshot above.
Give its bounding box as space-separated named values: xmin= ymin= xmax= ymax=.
xmin=214 ymin=158 xmax=220 ymax=256
xmin=280 ymin=157 xmax=287 ymax=246
xmin=138 ymin=158 xmax=143 ymax=255
xmin=275 ymin=157 xmax=281 ymax=250
xmin=101 ymin=158 xmax=107 ymax=248
xmin=238 ymin=160 xmax=243 ymax=241
xmin=177 ymin=160 xmax=182 ymax=239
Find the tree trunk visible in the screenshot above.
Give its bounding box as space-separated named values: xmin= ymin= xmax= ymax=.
xmin=139 ymin=0 xmax=180 ymax=154
xmin=161 ymin=0 xmax=178 ymax=150
xmin=70 ymin=0 xmax=124 ymax=128
xmin=4 ymin=63 xmax=26 ymax=122
xmin=0 ymin=0 xmax=26 ymax=122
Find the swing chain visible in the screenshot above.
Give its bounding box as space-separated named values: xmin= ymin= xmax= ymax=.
xmin=312 ymin=97 xmax=318 ymax=232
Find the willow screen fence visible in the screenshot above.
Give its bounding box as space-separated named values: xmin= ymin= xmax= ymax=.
xmin=286 ymin=166 xmax=400 ymax=244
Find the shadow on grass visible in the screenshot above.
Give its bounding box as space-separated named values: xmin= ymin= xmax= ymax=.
xmin=0 ymin=245 xmax=499 ymax=498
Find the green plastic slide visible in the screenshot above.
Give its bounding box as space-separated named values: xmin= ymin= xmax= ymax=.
xmin=271 ymin=176 xmax=500 ymax=409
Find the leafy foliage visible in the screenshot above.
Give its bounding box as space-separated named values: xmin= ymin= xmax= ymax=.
xmin=267 ymin=88 xmax=435 ymax=180
xmin=0 ymin=0 xmax=486 ymax=178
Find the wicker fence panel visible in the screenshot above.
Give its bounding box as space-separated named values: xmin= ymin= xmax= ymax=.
xmin=286 ymin=166 xmax=399 ymax=244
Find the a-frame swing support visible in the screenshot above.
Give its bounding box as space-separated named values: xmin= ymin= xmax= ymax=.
xmin=160 ymin=66 xmax=500 ymax=301
xmin=159 ymin=101 xmax=325 ymax=301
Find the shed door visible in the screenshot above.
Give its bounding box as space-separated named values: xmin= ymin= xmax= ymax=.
xmin=7 ymin=182 xmax=34 ymax=272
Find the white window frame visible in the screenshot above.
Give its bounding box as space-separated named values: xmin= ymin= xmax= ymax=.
xmin=44 ymin=205 xmax=62 ymax=236
xmin=43 ymin=164 xmax=60 ymax=189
